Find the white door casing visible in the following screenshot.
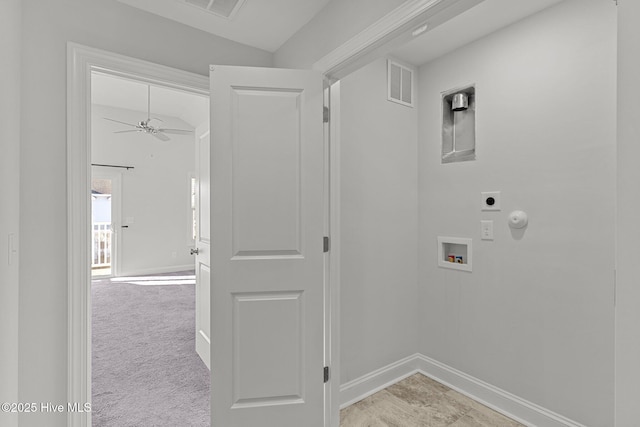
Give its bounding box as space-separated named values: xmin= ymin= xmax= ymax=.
xmin=67 ymin=43 xmax=210 ymax=427
xmin=210 ymin=65 xmax=326 ymax=426
xmin=194 ymin=122 xmax=212 ymax=369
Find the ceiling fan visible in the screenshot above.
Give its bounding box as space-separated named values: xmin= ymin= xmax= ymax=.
xmin=104 ymin=85 xmax=193 ymax=141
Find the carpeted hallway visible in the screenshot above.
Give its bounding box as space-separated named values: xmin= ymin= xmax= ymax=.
xmin=92 ymin=271 xmax=209 ymax=426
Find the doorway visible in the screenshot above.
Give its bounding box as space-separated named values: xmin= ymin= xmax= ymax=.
xmin=90 ymin=170 xmax=121 ymax=278
xmin=89 ymin=70 xmax=209 ymax=424
xmin=70 ymin=47 xmax=338 ymax=426
xmin=67 ymin=43 xmax=212 ymax=427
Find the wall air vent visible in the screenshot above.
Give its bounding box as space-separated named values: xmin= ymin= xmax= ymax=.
xmin=388 ymin=60 xmax=414 ymax=108
xmin=181 ymin=0 xmax=247 ymax=19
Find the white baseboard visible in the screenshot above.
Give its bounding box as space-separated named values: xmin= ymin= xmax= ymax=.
xmin=117 ymin=264 xmax=195 ymax=277
xmin=339 ymin=354 xmax=421 ymax=409
xmin=340 ymin=353 xmax=586 ymax=427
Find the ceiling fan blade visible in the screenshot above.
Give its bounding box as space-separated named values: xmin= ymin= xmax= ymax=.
xmin=104 ymin=117 xmax=138 ymax=127
xmin=158 ymin=129 xmax=193 ymax=135
xmin=152 ymin=132 xmax=170 ymax=141
xmin=114 ymin=130 xmax=140 ymax=134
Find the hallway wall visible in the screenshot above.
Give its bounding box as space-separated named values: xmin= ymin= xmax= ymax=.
xmin=339 ymin=57 xmax=419 ymax=383
xmin=0 ymin=1 xmax=21 ymax=426
xmin=416 ymin=0 xmax=616 ymax=425
xmin=18 ymin=1 xmax=271 ymax=425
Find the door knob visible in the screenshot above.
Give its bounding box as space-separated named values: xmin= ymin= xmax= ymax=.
xmin=190 ymin=248 xmax=199 ymax=255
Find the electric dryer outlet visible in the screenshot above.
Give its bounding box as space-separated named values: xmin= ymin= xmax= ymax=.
xmin=481 ymin=191 xmax=501 ymax=211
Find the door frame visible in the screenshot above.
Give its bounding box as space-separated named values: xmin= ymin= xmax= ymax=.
xmin=90 ymin=167 xmax=122 ymax=278
xmin=66 ymin=43 xmax=210 ymax=427
xmin=67 ymin=43 xmax=340 ymax=427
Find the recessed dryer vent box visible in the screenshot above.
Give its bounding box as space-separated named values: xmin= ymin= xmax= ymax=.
xmin=437 ymin=236 xmax=472 ymax=272
xmin=442 ymin=85 xmax=476 ymax=164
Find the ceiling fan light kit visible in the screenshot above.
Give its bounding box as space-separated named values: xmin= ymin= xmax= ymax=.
xmin=104 ymin=85 xmax=193 ymax=141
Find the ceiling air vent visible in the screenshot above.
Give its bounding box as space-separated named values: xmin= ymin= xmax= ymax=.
xmin=181 ymin=0 xmax=247 ymax=19
xmin=388 ymin=60 xmax=414 ymax=108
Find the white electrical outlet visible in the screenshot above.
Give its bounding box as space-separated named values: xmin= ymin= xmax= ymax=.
xmin=481 ymin=191 xmax=501 ymax=211
xmin=481 ymin=220 xmax=494 ymax=240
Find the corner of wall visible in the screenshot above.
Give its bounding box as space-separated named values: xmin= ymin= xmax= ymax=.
xmin=340 ymin=353 xmax=589 ymax=427
xmin=339 ymin=57 xmax=420 ymax=384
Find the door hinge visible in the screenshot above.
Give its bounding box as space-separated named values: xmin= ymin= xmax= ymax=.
xmin=323 ymin=106 xmax=329 ymax=123
xmin=323 ymin=236 xmax=330 ymax=253
xmin=324 ymin=366 xmax=330 ymax=383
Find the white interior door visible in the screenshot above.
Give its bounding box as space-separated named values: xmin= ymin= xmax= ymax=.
xmin=210 ymin=65 xmax=326 ymax=427
xmin=194 ymin=122 xmax=212 ymax=370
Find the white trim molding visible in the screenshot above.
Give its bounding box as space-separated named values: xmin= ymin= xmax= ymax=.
xmin=313 ymin=0 xmax=484 ymax=80
xmin=327 ymin=80 xmax=342 ymax=427
xmin=339 ymin=354 xmax=421 ymax=409
xmin=66 ymin=43 xmax=208 ymax=427
xmin=340 ymin=353 xmax=587 ymax=427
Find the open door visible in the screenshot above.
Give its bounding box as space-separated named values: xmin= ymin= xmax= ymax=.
xmin=210 ymin=65 xmax=326 ymax=426
xmin=194 ymin=121 xmax=211 ymax=370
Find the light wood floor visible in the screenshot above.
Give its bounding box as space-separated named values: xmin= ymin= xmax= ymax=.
xmin=340 ymin=373 xmax=524 ymax=427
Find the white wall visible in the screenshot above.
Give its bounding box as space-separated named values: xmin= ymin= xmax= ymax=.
xmin=273 ymin=0 xmax=406 ymax=69
xmin=339 ymin=57 xmax=419 ymax=383
xmin=92 ymin=104 xmax=196 ymax=275
xmin=616 ymin=0 xmax=640 ymax=424
xmin=0 ymin=1 xmax=21 ymax=426
xmin=19 ymin=0 xmax=271 ymax=424
xmin=416 ymin=0 xmax=616 ymax=425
